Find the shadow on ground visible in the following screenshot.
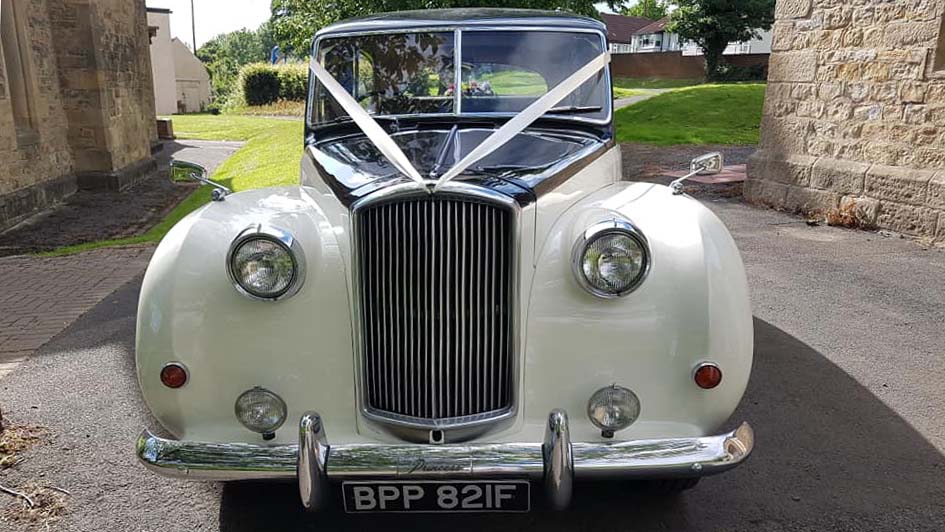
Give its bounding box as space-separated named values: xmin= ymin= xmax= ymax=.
xmin=218 ymin=319 xmax=945 ymax=531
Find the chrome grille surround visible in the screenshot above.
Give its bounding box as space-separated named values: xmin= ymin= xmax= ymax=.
xmin=351 ymin=181 xmax=520 ymax=442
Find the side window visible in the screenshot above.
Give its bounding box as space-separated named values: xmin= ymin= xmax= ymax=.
xmin=462 ymin=64 xmax=548 ymax=97
xmin=1 ymin=0 xmax=37 ymax=142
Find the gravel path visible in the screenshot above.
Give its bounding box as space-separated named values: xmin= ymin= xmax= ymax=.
xmin=621 ymin=142 xmax=756 ymax=198
xmin=613 ymin=88 xmax=671 ymax=110
xmin=0 ymin=276 xmax=221 ymax=531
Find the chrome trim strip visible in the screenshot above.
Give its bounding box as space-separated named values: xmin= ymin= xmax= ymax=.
xmin=308 ymin=26 xmax=612 ymax=129
xmin=135 ymin=418 xmax=755 ymax=485
xmin=226 ymin=224 xmax=307 ymax=302
xmin=453 ymin=29 xmax=462 ymax=115
xmin=298 ymin=412 xmax=329 ymax=510
xmin=543 ymin=409 xmax=573 ymax=510
xmin=350 ymin=181 xmax=522 ymax=442
xmin=570 ymin=218 xmax=652 ymax=299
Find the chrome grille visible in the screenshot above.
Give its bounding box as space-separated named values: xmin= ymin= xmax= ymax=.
xmin=356 ymin=195 xmax=514 ymax=423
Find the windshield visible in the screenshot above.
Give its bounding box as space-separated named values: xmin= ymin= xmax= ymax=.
xmin=310 ymin=29 xmax=608 ymax=126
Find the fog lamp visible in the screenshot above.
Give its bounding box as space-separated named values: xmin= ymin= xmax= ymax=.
xmin=235 ymin=387 xmax=287 ymax=434
xmin=587 ymin=385 xmax=640 ymax=437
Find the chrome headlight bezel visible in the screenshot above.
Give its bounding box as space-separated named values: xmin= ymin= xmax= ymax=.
xmin=226 ymin=224 xmax=306 ymax=301
xmin=571 ymin=219 xmax=650 ymax=299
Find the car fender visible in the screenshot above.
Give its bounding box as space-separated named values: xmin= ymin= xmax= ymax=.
xmin=135 ymin=186 xmax=356 ymax=443
xmin=524 ymin=182 xmax=753 ymax=441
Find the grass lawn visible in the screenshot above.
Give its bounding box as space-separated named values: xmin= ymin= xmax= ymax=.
xmin=42 ymin=115 xmax=302 ymax=256
xmin=479 ymin=70 xmax=547 ymax=96
xmin=615 ymin=83 xmax=766 ymax=145
xmin=613 ymin=77 xmax=703 ymax=90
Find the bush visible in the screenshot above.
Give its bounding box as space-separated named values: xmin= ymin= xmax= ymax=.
xmin=206 ymin=100 xmax=223 ymax=115
xmin=276 ymin=64 xmax=308 ymax=101
xmin=238 ymin=63 xmax=308 ymax=106
xmin=240 ymin=63 xmax=281 ymax=105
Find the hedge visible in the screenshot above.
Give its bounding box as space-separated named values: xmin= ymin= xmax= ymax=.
xmin=238 ymin=63 xmax=308 ymax=106
xmin=277 ymin=65 xmax=308 ymax=101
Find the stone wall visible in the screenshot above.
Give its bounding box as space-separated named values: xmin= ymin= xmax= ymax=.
xmin=0 ymin=0 xmax=156 ymax=230
xmin=0 ymin=0 xmax=77 ymax=227
xmin=746 ymin=0 xmax=945 ymax=242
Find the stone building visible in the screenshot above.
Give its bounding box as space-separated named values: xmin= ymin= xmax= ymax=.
xmin=747 ymin=0 xmax=945 ymax=241
xmin=0 ymin=0 xmax=157 ymax=231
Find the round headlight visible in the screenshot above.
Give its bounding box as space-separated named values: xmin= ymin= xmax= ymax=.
xmin=587 ymin=385 xmax=640 ymax=434
xmin=227 ymin=226 xmax=304 ymax=300
xmin=572 ymin=220 xmax=649 ymax=298
xmin=235 ymin=387 xmax=288 ymax=434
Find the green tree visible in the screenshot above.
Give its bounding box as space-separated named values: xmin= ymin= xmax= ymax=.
xmin=198 ymin=23 xmax=277 ymax=101
xmin=668 ymin=0 xmax=774 ymax=81
xmin=270 ymin=0 xmax=626 ymax=55
xmin=620 ymin=0 xmax=670 ymax=20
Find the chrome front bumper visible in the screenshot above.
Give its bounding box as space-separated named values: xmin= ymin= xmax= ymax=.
xmin=136 ymin=410 xmax=754 ymax=510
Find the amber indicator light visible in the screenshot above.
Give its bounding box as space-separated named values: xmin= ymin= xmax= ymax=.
xmin=694 ymin=364 xmax=722 ymax=389
xmin=160 ymin=364 xmax=188 ymax=389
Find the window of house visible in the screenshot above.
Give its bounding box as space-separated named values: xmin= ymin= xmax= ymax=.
xmin=1 ymin=0 xmax=37 ymax=142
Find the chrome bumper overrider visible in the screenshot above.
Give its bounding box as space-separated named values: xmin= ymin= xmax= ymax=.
xmin=136 ymin=410 xmax=754 ymax=510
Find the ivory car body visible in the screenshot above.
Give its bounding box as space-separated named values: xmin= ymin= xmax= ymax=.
xmin=136 ymin=9 xmax=754 ymax=513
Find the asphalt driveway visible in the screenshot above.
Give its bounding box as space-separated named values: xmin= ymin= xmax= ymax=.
xmin=1 ymin=198 xmax=944 ymax=531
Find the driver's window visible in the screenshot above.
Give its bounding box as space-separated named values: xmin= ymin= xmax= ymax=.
xmin=462 ymin=64 xmax=548 ymax=97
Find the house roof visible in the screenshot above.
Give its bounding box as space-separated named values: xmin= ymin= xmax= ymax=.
xmin=599 ymin=13 xmax=653 ymax=43
xmin=633 ymin=17 xmax=670 ymax=35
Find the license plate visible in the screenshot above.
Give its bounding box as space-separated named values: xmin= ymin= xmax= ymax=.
xmin=342 ymin=480 xmax=530 ymax=513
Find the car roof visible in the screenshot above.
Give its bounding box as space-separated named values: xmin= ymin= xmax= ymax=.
xmin=315 ymin=8 xmax=606 ymax=39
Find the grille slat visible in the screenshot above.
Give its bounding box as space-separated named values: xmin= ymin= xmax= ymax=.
xmin=359 ymin=195 xmax=513 ymax=423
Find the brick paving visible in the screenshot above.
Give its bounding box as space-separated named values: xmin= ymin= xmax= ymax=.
xmin=0 ymin=245 xmax=153 ymax=378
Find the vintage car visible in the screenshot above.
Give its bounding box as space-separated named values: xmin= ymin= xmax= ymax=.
xmin=135 ymin=9 xmax=754 ymax=513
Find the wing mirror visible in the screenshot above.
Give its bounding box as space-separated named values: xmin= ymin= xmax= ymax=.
xmin=670 ymin=152 xmax=724 ymax=195
xmin=171 ymin=160 xmax=231 ymax=201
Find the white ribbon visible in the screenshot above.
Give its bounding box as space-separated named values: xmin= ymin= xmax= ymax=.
xmin=309 ymin=59 xmax=425 ymax=185
xmin=310 ymin=51 xmax=610 ymax=191
xmin=434 ymin=52 xmax=611 ymax=191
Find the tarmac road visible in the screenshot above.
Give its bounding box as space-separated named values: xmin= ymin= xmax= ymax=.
xmin=2 ymin=198 xmax=945 ymax=531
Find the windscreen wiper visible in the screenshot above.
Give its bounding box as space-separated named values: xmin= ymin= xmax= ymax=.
xmin=545 ymin=105 xmax=602 ymax=115
xmin=473 ymin=163 xmax=551 ymax=174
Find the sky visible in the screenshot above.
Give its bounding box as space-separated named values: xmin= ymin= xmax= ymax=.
xmin=145 ymin=0 xmax=271 ymax=50
xmin=144 ymin=1 xmax=631 ymax=51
